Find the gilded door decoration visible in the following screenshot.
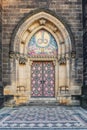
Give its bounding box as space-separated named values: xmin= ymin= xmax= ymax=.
xmin=28 ymin=29 xmax=58 ymax=57
xmin=31 ymin=62 xmax=55 ymax=97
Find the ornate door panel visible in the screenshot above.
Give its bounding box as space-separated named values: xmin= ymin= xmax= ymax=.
xmin=43 ymin=62 xmax=55 ymax=97
xmin=31 ymin=62 xmax=43 ymax=97
xmin=31 ymin=61 xmax=55 ymax=97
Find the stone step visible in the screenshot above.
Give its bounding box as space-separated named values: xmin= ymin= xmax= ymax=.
xmin=27 ymin=98 xmax=59 ymax=106
xmin=27 ymin=100 xmax=59 ymax=106
xmin=30 ymin=98 xmax=56 ymax=102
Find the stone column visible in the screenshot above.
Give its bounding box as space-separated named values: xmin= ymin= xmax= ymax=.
xmin=10 ymin=58 xmax=16 ymax=93
xmin=27 ymin=60 xmax=33 ymax=101
xmin=66 ymin=58 xmax=70 ymax=88
xmin=59 ymin=64 xmax=66 ymax=87
xmin=53 ymin=60 xmax=58 ymax=98
xmin=66 ymin=57 xmax=72 ymax=104
xmin=70 ymin=58 xmax=76 ymax=93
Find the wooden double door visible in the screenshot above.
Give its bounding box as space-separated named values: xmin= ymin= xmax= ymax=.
xmin=31 ymin=61 xmax=55 ymax=97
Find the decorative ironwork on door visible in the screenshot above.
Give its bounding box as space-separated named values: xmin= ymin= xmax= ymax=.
xmin=31 ymin=62 xmax=55 ymax=97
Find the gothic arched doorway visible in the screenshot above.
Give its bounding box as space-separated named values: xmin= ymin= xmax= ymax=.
xmin=5 ymin=9 xmax=79 ymax=105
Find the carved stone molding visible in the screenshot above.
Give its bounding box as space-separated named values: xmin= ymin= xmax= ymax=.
xmin=29 ymin=57 xmax=57 ymax=62
xmin=9 ymin=51 xmax=21 ymax=59
xmin=21 ymin=40 xmax=25 ymax=44
xmin=53 ymin=26 xmax=58 ymax=33
xmin=60 ymin=41 xmax=65 ymax=44
xmin=71 ymin=51 xmax=76 ymax=58
xmin=27 ymin=28 xmax=32 ymax=33
xmin=28 ymin=55 xmax=57 ymax=59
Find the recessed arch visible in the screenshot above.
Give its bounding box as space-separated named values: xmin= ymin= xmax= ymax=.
xmin=10 ymin=9 xmax=75 ymax=53
xmin=8 ymin=9 xmax=78 ymax=105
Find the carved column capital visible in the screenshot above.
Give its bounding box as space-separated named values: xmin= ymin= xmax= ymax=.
xmin=9 ymin=51 xmax=15 ymax=58
xmin=19 ymin=57 xmax=27 ymax=65
xmin=58 ymin=56 xmax=66 ymax=65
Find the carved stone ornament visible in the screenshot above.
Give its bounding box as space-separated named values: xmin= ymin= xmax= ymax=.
xmin=53 ymin=60 xmax=56 ymax=66
xmin=21 ymin=40 xmax=25 ymax=44
xmin=19 ymin=57 xmax=27 ymax=65
xmin=15 ymin=53 xmax=20 ymax=59
xmin=27 ymin=28 xmax=31 ymax=33
xmin=27 ymin=28 xmax=32 ymax=33
xmin=39 ymin=18 xmax=46 ymax=25
xmin=71 ymin=51 xmax=76 ymax=58
xmin=60 ymin=41 xmax=65 ymax=44
xmin=53 ymin=26 xmax=58 ymax=33
xmin=9 ymin=51 xmax=15 ymax=58
xmin=58 ymin=56 xmax=66 ymax=65
xmin=28 ymin=55 xmax=57 ymax=58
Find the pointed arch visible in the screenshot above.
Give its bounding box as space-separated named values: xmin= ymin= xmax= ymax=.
xmin=10 ymin=8 xmax=75 ymax=54
xmin=7 ymin=9 xmax=79 ymax=105
xmin=24 ymin=26 xmax=59 ymax=56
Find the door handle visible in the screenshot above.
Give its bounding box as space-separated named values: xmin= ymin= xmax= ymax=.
xmin=40 ymin=80 xmax=42 ymax=84
xmin=40 ymin=80 xmax=45 ymax=84
xmin=43 ymin=80 xmax=45 ymax=84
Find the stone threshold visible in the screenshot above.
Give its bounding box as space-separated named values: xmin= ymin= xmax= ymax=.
xmin=28 ymin=98 xmax=58 ymax=106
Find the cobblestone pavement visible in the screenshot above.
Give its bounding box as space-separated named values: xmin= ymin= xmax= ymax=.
xmin=0 ymin=106 xmax=87 ymax=130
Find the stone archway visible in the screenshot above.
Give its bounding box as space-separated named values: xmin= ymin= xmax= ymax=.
xmin=5 ymin=9 xmax=79 ymax=105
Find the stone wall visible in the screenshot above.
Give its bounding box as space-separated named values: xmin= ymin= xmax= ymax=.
xmin=1 ymin=0 xmax=83 ymax=105
xmin=83 ymin=0 xmax=87 ymax=86
xmin=82 ymin=0 xmax=87 ymax=108
xmin=0 ymin=0 xmax=3 ymax=106
xmin=0 ymin=0 xmax=2 ymax=84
